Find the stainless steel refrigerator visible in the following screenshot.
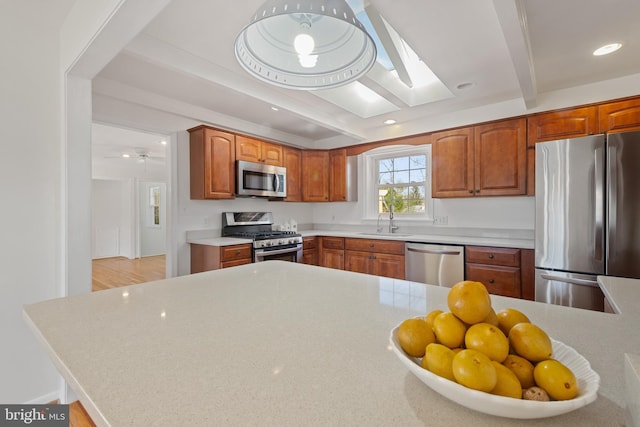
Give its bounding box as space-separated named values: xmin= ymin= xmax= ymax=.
xmin=535 ymin=130 xmax=640 ymax=311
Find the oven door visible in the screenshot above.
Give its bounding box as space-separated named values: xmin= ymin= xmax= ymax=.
xmin=254 ymin=244 xmax=302 ymax=263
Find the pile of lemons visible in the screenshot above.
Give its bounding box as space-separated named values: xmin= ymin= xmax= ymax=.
xmin=397 ymin=280 xmax=578 ymax=401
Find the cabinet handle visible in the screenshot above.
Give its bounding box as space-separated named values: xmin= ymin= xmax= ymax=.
xmin=369 ymin=243 xmax=374 ymax=248
xmin=468 ymin=190 xmax=474 ymax=194
xmin=489 ymin=279 xmax=495 ymax=284
xmin=235 ymin=251 xmax=241 ymax=255
xmin=488 ymin=254 xmax=494 ymax=259
xmin=475 ymin=189 xmax=480 ymax=194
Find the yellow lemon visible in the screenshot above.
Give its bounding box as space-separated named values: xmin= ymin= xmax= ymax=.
xmin=447 ymin=281 xmax=492 ymax=325
xmin=452 ymin=349 xmax=497 ymax=392
xmin=534 ymin=359 xmax=579 ymax=400
xmin=464 ymin=322 xmax=510 ymax=362
xmin=502 ymin=354 xmax=535 ymax=389
xmin=398 ymin=318 xmax=436 ymax=357
xmin=508 ymin=323 xmax=553 ymax=363
xmin=432 ymin=312 xmax=467 ymax=349
xmin=422 ymin=343 xmax=456 ymax=382
xmin=496 ymin=308 xmax=531 ymax=336
xmin=490 ymin=361 xmax=523 ymax=399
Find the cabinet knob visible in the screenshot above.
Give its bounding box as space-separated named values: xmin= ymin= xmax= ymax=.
xmin=488 ymin=254 xmax=494 ymax=259
xmin=468 ymin=190 xmax=474 ymax=194
xmin=475 ymin=189 xmax=480 ymax=194
xmin=489 ymin=279 xmax=495 ymax=284
xmin=369 ymin=243 xmax=374 ymax=248
xmin=236 ymin=251 xmax=241 ymax=255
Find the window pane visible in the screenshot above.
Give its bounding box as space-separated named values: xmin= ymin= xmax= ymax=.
xmin=379 ymin=159 xmax=394 ymax=173
xmin=394 ymin=170 xmax=410 ymax=184
xmin=409 ymin=168 xmax=426 ymax=183
xmin=410 ymin=155 xmax=426 ymax=168
xmin=379 ymin=171 xmax=393 ymax=184
xmin=394 ymin=156 xmax=409 ymax=170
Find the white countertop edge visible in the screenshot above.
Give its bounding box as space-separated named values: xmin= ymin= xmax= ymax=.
xmin=625 ymin=353 xmax=640 ymax=427
xmin=597 ymin=276 xmax=639 ymax=315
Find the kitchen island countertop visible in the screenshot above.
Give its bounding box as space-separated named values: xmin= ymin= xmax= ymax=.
xmin=24 ymin=262 xmax=637 ymax=426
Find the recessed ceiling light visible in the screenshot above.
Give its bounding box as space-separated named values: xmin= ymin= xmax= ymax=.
xmin=160 ymin=140 xmax=167 ymax=145
xmin=456 ymin=82 xmax=473 ymax=90
xmin=593 ymin=43 xmax=622 ymax=56
xmin=122 ymin=154 xmax=130 ymax=158
xmin=271 ymin=107 xmax=279 ymax=111
xmin=384 ymin=119 xmax=397 ymax=125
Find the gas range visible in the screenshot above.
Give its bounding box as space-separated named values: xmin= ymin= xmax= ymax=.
xmin=221 ymin=212 xmax=303 ymax=262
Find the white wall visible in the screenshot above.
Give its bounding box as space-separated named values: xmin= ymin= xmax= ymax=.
xmin=0 ymin=1 xmax=72 ymax=404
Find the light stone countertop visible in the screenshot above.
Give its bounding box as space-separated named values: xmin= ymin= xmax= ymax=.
xmin=23 ymin=262 xmax=639 ymax=426
xmin=186 ymin=228 xmax=534 ymax=249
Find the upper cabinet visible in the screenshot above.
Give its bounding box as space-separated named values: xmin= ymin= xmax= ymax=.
xmin=302 ymin=150 xmax=330 ymax=202
xmin=188 ymin=126 xmax=236 ymax=200
xmin=527 ymin=106 xmax=598 ymax=145
xmin=329 ymin=149 xmax=348 ymax=202
xmin=283 ymin=146 xmax=302 ymax=202
xmin=599 ymin=98 xmax=640 ymax=133
xmin=235 ymin=135 xmax=283 ymax=166
xmin=432 ymin=118 xmax=527 ymax=198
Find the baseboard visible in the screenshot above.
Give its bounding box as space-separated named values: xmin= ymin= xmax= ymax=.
xmin=24 ymin=390 xmax=60 ymax=405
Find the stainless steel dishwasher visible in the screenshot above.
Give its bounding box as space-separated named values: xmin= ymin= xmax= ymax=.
xmin=405 ymin=243 xmax=465 ymax=287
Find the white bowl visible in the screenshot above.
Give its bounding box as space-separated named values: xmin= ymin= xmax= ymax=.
xmin=389 ymin=324 xmax=600 ymax=419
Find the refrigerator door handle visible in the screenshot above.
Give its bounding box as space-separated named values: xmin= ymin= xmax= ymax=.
xmin=607 ymin=142 xmax=618 ymax=264
xmin=594 ymin=144 xmax=604 ymax=262
xmin=540 ymin=273 xmax=599 ymax=287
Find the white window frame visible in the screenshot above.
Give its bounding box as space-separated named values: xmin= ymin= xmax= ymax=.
xmin=362 ymin=144 xmax=433 ymax=221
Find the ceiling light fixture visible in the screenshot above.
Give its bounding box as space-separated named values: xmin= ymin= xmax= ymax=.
xmin=593 ymin=43 xmax=622 ymax=56
xmin=384 ymin=119 xmax=396 ymax=125
xmin=235 ymin=0 xmax=377 ymax=90
xmin=122 ymin=154 xmax=130 ymax=158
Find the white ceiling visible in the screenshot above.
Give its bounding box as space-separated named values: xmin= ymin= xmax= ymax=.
xmin=92 ymin=0 xmax=640 ymax=150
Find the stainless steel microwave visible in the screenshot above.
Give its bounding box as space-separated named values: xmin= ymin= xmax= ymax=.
xmin=236 ymin=160 xmax=287 ymax=198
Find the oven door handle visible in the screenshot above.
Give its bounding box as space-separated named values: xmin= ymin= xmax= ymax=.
xmin=256 ymin=246 xmax=300 ymax=257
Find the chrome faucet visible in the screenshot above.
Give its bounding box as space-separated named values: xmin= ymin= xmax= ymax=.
xmin=388 ymin=204 xmax=399 ymax=233
xmin=377 ymin=214 xmax=384 ymax=233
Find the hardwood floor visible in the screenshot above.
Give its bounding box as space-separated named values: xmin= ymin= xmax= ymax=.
xmin=69 ymin=401 xmax=96 ymax=427
xmin=92 ymin=255 xmax=166 ymax=291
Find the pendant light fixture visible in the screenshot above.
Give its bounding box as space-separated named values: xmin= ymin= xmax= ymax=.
xmin=235 ymin=0 xmax=377 ymax=90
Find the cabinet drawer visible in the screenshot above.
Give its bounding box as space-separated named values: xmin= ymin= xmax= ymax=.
xmin=303 ymin=236 xmax=318 ymax=249
xmin=345 ymin=238 xmax=404 ymax=255
xmin=221 ymin=244 xmax=252 ymax=262
xmin=466 ymin=264 xmax=521 ymax=298
xmin=465 ymin=246 xmax=521 ymax=267
xmin=221 ymin=258 xmax=252 ymax=269
xmin=322 ymin=236 xmax=344 ymax=249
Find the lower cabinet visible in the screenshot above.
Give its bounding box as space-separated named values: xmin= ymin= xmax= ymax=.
xmin=320 ymin=237 xmax=345 ymax=269
xmin=302 ymin=236 xmax=319 ymax=266
xmin=190 ymin=243 xmax=252 ymax=273
xmin=465 ymin=246 xmax=534 ymax=300
xmin=344 ymin=238 xmax=405 ymax=280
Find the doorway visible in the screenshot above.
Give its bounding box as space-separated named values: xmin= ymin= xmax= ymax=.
xmin=91 ymin=123 xmax=169 ymax=290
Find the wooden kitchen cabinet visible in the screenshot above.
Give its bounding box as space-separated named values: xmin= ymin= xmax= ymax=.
xmin=190 ymin=243 xmax=252 ymax=273
xmin=329 ymin=148 xmax=348 ymax=201
xmin=188 ymin=126 xmax=236 ymax=199
xmin=320 ymin=236 xmax=344 ymax=269
xmin=283 ymin=146 xmax=303 ymax=202
xmin=344 ymin=238 xmax=405 ymax=279
xmin=432 ymin=118 xmax=527 ymax=198
xmin=235 ymin=135 xmax=283 ymax=166
xmin=599 ymin=98 xmax=640 ymax=133
xmin=302 ymin=150 xmax=330 ymax=202
xmin=465 ymin=245 xmax=534 ymax=300
xmin=527 ymin=106 xmax=598 ymax=146
xmin=302 ymin=236 xmax=319 ymax=266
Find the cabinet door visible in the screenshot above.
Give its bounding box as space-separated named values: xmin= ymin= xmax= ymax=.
xmin=371 ymin=253 xmax=405 ymax=279
xmin=283 ymin=147 xmax=302 ymax=202
xmin=302 ymin=151 xmax=330 ymax=202
xmin=345 ymin=251 xmax=369 ymax=274
xmin=432 ymin=127 xmax=474 ymax=197
xmin=189 ymin=127 xmax=235 ymax=200
xmin=303 ymin=249 xmax=318 ymax=266
xmin=527 ymin=107 xmax=598 ymax=145
xmin=329 ymin=148 xmax=347 ymax=201
xmin=466 ymin=263 xmax=521 ymax=298
xmin=261 ymin=141 xmax=284 ymax=166
xmin=474 ymin=118 xmax=527 ymax=197
xmin=235 ymin=135 xmax=262 ymax=163
xmin=321 ymin=248 xmax=344 ymax=269
xmin=599 ymin=98 xmax=640 ymax=133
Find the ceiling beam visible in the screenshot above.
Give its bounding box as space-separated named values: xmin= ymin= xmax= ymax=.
xmin=493 ymin=0 xmax=538 ymax=109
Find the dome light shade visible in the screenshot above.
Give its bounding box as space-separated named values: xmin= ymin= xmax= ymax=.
xmin=235 ymin=0 xmax=377 ymax=90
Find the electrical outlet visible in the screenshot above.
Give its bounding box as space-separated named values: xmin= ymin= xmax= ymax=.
xmin=434 ymin=215 xmax=448 ymax=225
